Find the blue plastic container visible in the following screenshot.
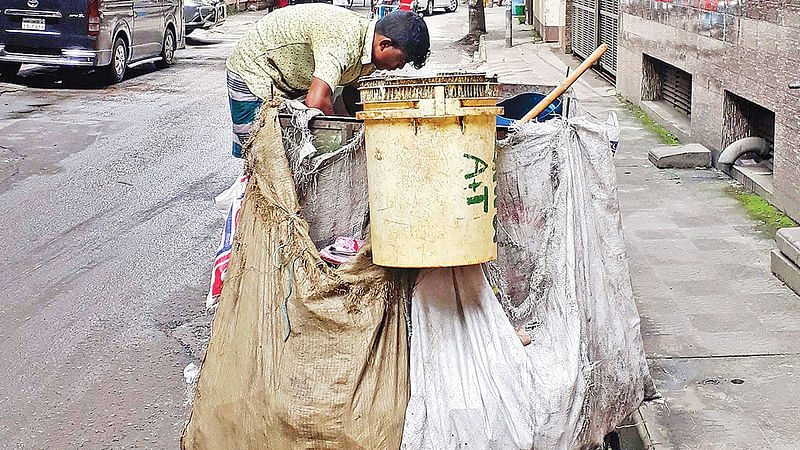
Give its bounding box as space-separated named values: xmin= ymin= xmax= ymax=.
xmin=496 ymin=92 xmax=562 ymax=126
xmin=376 ymin=3 xmax=399 ymax=18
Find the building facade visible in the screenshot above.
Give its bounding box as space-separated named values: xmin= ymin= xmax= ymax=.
xmin=529 ymin=0 xmax=568 ymax=42
xmin=616 ymin=0 xmax=800 ymax=220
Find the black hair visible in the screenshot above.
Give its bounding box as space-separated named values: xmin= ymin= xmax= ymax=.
xmin=375 ymin=11 xmax=430 ymax=70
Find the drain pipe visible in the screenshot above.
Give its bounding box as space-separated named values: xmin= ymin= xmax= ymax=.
xmin=717 ymin=136 xmax=770 ymax=174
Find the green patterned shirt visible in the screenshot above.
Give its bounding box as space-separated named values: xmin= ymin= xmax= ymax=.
xmin=226 ymin=4 xmax=377 ymax=100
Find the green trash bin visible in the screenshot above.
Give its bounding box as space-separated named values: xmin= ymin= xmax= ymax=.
xmin=514 ymin=4 xmax=524 ymax=22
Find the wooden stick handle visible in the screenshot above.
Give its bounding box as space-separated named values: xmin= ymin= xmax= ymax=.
xmin=519 ymin=44 xmax=608 ymax=123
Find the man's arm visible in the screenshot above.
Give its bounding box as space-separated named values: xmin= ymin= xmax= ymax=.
xmin=306 ymin=77 xmax=334 ymax=115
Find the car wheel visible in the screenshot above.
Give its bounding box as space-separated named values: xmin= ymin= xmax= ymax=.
xmin=156 ymin=28 xmax=176 ymax=69
xmin=102 ymin=37 xmax=127 ymax=84
xmin=424 ymin=0 xmax=434 ymax=15
xmin=445 ymin=0 xmax=457 ymax=11
xmin=0 ymin=62 xmax=21 ymax=80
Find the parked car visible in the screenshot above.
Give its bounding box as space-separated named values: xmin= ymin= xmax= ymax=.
xmin=184 ymin=0 xmax=225 ymax=35
xmin=413 ymin=0 xmax=457 ymax=15
xmin=0 ymin=0 xmax=185 ymax=84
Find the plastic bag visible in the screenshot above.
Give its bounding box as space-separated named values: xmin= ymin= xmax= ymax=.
xmin=606 ymin=111 xmax=620 ymax=154
xmin=205 ymin=174 xmax=248 ymax=309
xmin=402 ymin=266 xmax=535 ymax=449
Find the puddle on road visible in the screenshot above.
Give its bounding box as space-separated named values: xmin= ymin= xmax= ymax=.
xmin=0 ymin=115 xmax=117 ymax=193
xmin=6 ymin=65 xmax=107 ymax=91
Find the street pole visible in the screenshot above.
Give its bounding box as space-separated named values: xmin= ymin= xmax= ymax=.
xmin=469 ymin=0 xmax=486 ymax=35
xmin=505 ymin=2 xmax=512 ymax=48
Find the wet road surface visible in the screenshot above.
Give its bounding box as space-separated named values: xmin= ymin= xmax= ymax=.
xmin=0 ymin=13 xmax=262 ymax=448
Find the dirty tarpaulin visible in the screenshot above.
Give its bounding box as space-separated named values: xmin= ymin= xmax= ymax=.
xmin=403 ymin=116 xmax=657 ymax=448
xmin=181 ymin=101 xmax=413 ymax=449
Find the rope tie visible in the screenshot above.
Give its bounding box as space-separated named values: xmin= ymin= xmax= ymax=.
xmin=273 ymin=210 xmax=302 ymax=268
xmin=271 ymin=209 xmax=303 ymax=343
xmin=282 ymin=256 xmax=300 ymax=342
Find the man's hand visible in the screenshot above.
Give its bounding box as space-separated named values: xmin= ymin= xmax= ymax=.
xmin=305 ymin=77 xmax=334 ymax=115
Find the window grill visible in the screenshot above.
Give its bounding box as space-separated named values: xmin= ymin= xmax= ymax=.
xmin=660 ymin=63 xmax=692 ymax=116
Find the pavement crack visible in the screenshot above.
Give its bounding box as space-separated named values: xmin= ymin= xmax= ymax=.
xmin=0 ymin=144 xmax=26 ymax=159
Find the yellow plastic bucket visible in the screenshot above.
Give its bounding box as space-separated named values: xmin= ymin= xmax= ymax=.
xmin=356 ymin=74 xmax=503 ymax=268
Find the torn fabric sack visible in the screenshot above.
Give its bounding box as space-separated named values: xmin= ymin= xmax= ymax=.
xmin=204 ymin=99 xmax=368 ymax=308
xmin=183 ymin=102 xmax=412 ymax=449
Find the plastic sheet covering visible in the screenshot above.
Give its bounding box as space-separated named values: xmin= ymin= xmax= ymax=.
xmin=403 ymin=116 xmax=655 ymax=448
xmin=402 ymin=266 xmax=535 ymax=449
xmin=182 ymin=102 xmax=412 ymax=449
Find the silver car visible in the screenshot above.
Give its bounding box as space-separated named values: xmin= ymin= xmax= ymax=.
xmin=414 ymin=0 xmax=458 ymax=15
xmin=184 ymin=0 xmax=225 ymax=35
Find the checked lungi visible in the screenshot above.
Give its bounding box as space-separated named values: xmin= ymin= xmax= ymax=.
xmin=227 ymin=69 xmax=267 ymax=158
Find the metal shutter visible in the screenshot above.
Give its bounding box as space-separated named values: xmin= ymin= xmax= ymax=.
xmin=572 ymin=0 xmax=618 ymax=77
xmin=661 ymin=65 xmax=692 ymax=116
xmin=598 ymin=0 xmax=618 ymax=75
xmin=572 ymin=0 xmax=597 ymax=60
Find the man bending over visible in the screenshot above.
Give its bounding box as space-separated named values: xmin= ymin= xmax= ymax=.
xmin=226 ymin=5 xmax=430 ymax=158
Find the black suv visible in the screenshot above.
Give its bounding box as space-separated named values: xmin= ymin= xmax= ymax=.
xmin=0 ymin=0 xmax=185 ymax=83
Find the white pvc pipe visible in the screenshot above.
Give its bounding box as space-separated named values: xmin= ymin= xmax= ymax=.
xmin=717 ymin=136 xmax=770 ymax=167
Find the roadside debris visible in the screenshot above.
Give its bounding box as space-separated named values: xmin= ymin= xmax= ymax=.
xmin=319 ymin=237 xmax=364 ymax=265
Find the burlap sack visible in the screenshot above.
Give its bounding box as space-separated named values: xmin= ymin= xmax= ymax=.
xmin=182 ymin=102 xmax=411 ymax=449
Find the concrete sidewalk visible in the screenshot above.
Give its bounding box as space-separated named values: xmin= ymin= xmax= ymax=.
xmin=425 ymin=5 xmax=800 ymax=448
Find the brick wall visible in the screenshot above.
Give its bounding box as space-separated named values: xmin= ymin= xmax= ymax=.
xmin=617 ymin=0 xmax=800 ymax=221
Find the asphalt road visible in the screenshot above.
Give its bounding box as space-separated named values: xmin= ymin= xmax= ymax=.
xmin=0 ymin=12 xmax=265 ymax=448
